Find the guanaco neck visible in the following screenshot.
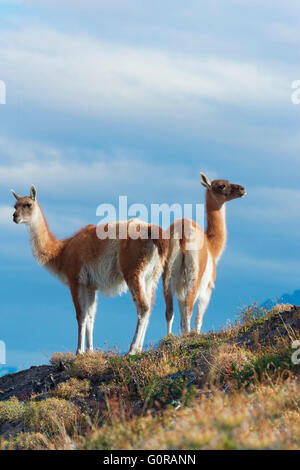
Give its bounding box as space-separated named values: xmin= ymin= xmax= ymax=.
xmin=29 ymin=203 xmax=65 ymax=266
xmin=205 ymin=191 xmax=227 ymax=262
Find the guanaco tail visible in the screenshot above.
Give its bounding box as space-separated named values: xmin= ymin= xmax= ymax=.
xmin=11 ymin=186 xmax=168 ymax=355
xmin=163 ymin=172 xmax=246 ymax=335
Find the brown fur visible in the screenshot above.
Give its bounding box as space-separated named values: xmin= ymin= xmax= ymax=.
xmin=12 ymin=190 xmax=168 ymax=354
xmin=163 ymin=174 xmax=245 ymax=334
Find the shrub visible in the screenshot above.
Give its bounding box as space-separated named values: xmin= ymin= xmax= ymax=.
xmin=234 ymin=349 xmax=294 ymax=387
xmin=208 ymin=343 xmax=255 ymax=385
xmin=0 ymin=397 xmax=25 ymax=425
xmin=51 ymin=378 xmax=90 ymax=400
xmin=50 ymin=351 xmax=76 ymax=368
xmin=24 ymin=398 xmax=79 ymax=435
xmin=67 ymin=352 xmax=111 ymax=379
xmin=1 ymin=432 xmax=50 ymax=450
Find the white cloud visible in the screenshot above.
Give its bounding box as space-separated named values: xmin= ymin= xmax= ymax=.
xmin=2 ymin=136 xmax=299 ymax=248
xmin=0 ymin=136 xmax=210 ymax=204
xmin=0 ymin=25 xmax=289 ymax=120
xmin=0 ymin=136 xmax=220 ymax=240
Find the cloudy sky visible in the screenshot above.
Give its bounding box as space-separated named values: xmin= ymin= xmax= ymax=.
xmin=0 ymin=1 xmax=300 ymax=370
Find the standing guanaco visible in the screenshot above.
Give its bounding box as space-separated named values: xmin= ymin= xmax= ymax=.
xmin=163 ymin=172 xmax=246 ymax=334
xmin=11 ymin=186 xmax=168 ymax=354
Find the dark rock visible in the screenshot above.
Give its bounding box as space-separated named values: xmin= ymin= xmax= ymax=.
xmin=0 ymin=365 xmax=70 ymax=402
xmin=34 ymin=393 xmax=50 ymax=401
xmin=58 ymin=360 xmax=67 ymax=372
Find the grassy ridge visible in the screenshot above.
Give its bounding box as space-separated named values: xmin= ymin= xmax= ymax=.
xmin=0 ymin=303 xmax=300 ymax=450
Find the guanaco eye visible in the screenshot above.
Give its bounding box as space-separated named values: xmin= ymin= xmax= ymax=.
xmin=25 ymin=203 xmax=32 ymax=208
xmin=218 ymin=184 xmax=225 ymax=190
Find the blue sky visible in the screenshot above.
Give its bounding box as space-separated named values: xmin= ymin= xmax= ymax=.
xmin=1 ymin=0 xmax=300 ymax=370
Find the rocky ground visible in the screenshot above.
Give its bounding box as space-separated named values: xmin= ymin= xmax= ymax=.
xmin=2 ymin=304 xmax=298 ymax=403
xmin=0 ymin=303 xmax=299 ymax=449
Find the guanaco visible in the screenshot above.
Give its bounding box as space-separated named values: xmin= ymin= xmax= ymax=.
xmin=11 ymin=186 xmax=168 ymax=354
xmin=163 ymin=172 xmax=246 ymax=335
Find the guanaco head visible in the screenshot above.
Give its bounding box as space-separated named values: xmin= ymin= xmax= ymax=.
xmin=200 ymin=172 xmax=246 ymax=204
xmin=11 ymin=185 xmax=38 ymax=225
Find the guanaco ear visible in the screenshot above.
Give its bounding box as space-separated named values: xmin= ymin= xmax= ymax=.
xmin=30 ymin=185 xmax=37 ymax=201
xmin=11 ymin=189 xmax=21 ymax=200
xmin=200 ymin=172 xmax=212 ymax=189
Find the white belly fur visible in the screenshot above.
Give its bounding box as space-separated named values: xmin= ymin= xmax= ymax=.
xmin=79 ymin=239 xmax=128 ymax=298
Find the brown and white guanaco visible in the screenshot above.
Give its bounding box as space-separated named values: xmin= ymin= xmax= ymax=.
xmin=11 ymin=186 xmax=168 ymax=355
xmin=163 ymin=172 xmax=246 ymax=335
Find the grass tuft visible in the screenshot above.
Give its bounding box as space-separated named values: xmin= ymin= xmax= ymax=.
xmin=0 ymin=397 xmax=25 ymax=425
xmin=1 ymin=303 xmax=299 ymax=450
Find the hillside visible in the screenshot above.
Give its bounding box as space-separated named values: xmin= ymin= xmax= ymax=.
xmin=0 ymin=303 xmax=300 ymax=450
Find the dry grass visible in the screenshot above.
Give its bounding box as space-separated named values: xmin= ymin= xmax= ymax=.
xmin=50 ymin=351 xmax=76 ymax=367
xmin=142 ymin=380 xmax=300 ymax=450
xmin=82 ymin=379 xmax=300 ymax=450
xmin=0 ymin=397 xmax=25 ymax=425
xmin=214 ymin=302 xmax=295 ymax=340
xmin=51 ymin=378 xmax=90 ymax=400
xmin=23 ymin=398 xmax=79 ymax=435
xmin=1 ymin=432 xmax=51 ymax=450
xmin=0 ymin=303 xmax=299 ymax=450
xmin=207 ymin=343 xmax=255 ymax=385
